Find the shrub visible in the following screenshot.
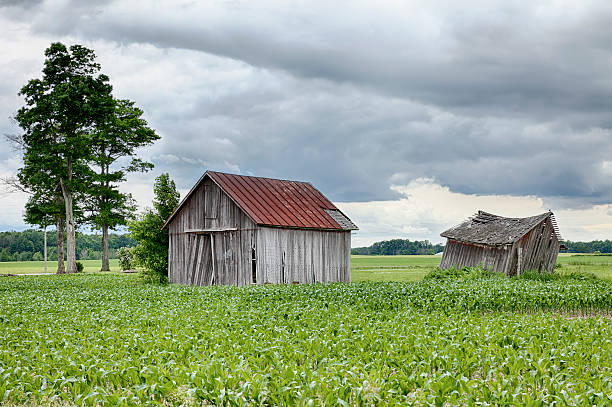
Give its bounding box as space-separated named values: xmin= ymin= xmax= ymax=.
xmin=117 ymin=247 xmax=134 ymax=271
xmin=517 ymin=270 xmax=598 ymax=281
xmin=424 ymin=266 xmax=500 ymax=281
xmin=75 ymin=261 xmax=84 ymax=273
xmin=129 ymin=173 xmax=180 ymax=284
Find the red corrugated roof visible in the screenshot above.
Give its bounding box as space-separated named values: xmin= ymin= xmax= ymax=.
xmin=163 ymin=171 xmax=357 ymax=230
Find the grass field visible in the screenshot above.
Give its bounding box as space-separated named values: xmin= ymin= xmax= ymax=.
xmin=0 ymin=259 xmax=120 ymax=274
xmin=351 ymin=253 xmax=612 ymax=281
xmin=351 ymin=255 xmax=441 ymax=282
xmin=2 ymin=254 xmax=612 ymax=281
xmin=0 ymin=273 xmax=610 ymax=405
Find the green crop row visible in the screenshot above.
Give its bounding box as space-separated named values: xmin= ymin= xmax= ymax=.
xmin=0 ymin=274 xmax=610 ymax=405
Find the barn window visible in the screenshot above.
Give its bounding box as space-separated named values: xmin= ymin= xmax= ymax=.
xmin=251 ymin=248 xmax=257 ymax=284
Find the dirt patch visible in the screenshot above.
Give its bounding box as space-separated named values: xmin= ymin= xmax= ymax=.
xmin=553 ymin=310 xmax=612 ymax=320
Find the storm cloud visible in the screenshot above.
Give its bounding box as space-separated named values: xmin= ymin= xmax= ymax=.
xmin=1 ymin=0 xmax=612 ymax=242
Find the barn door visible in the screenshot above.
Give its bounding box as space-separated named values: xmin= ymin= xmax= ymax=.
xmin=187 ymin=234 xmax=213 ymax=286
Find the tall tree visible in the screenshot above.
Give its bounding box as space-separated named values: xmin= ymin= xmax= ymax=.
xmin=87 ymin=98 xmax=159 ymax=271
xmin=129 ymin=173 xmax=180 ymax=283
xmin=15 ymin=42 xmax=113 ymax=273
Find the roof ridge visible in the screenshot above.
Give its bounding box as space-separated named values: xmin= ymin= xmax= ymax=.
xmin=207 ymin=170 xmax=312 ymax=185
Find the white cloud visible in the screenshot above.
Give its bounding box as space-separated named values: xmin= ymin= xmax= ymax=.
xmin=338 ymin=179 xmax=612 ymax=247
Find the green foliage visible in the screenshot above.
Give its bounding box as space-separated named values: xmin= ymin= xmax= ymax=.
xmin=129 ymin=173 xmax=180 ymax=283
xmin=0 ymin=274 xmax=610 ymax=405
xmin=518 ymin=270 xmax=599 ymax=282
xmin=117 ymin=247 xmax=134 ymax=270
xmin=85 ymin=98 xmax=159 ymax=270
xmin=75 ymin=261 xmax=84 ymax=273
xmin=153 ymin=173 xmax=180 ymax=221
xmin=427 ymin=266 xmax=601 ymax=284
xmin=0 ymin=230 xmax=136 ymax=262
xmin=86 ymin=99 xmax=158 ymax=229
xmin=15 ymin=42 xmax=115 ymax=273
xmin=563 ymin=239 xmax=612 ymax=253
xmin=352 ymin=238 xmax=444 ymax=255
xmin=424 ymin=265 xmax=501 ymax=281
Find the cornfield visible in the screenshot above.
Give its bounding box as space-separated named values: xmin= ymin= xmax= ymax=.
xmin=0 ymin=274 xmax=610 ymax=405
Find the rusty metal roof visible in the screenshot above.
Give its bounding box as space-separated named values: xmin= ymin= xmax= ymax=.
xmin=163 ymin=171 xmax=358 ymax=231
xmin=440 ymin=211 xmax=559 ymax=245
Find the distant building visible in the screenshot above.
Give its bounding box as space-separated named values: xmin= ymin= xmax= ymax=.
xmin=163 ymin=171 xmax=357 ymax=286
xmin=439 ymin=211 xmax=563 ymax=275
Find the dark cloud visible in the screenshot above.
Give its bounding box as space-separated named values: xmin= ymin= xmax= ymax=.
xmin=1 ymin=0 xmax=612 ymax=212
xmin=20 ymin=1 xmax=612 ymax=122
xmin=0 ymin=0 xmax=43 ymax=8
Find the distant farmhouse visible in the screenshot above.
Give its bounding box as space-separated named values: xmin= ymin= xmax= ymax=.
xmin=439 ymin=211 xmax=563 ymax=275
xmin=163 ymin=171 xmax=357 ymax=286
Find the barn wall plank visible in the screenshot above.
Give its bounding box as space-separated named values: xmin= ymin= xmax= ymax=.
xmin=254 ymin=227 xmax=351 ymax=284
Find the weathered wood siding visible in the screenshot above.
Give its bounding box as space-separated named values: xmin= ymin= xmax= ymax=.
xmin=440 ymin=240 xmax=511 ymax=273
xmin=255 ymin=227 xmax=351 ymax=284
xmin=514 ymin=217 xmax=559 ymax=275
xmin=440 ymin=217 xmax=560 ymax=276
xmin=168 ymin=178 xmax=353 ymax=286
xmin=168 ymin=178 xmax=256 ymax=285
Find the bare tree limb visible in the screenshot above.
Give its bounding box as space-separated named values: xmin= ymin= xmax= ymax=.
xmin=0 ymin=175 xmax=30 ymax=194
xmin=4 ymin=117 xmax=25 ymax=153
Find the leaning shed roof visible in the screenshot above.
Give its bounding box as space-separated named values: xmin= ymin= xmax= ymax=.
xmin=163 ymin=171 xmax=358 ymax=231
xmin=440 ymin=211 xmax=561 ymax=245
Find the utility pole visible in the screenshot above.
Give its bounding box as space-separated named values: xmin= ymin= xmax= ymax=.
xmin=43 ymin=225 xmax=47 ymax=273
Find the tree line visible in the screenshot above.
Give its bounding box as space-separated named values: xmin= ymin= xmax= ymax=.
xmin=4 ymin=42 xmax=159 ymax=274
xmin=562 ymin=240 xmax=612 ymax=253
xmin=352 ymin=238 xmax=612 ymax=255
xmin=351 ymin=239 xmax=445 ymax=255
xmin=0 ymin=230 xmax=136 ymax=262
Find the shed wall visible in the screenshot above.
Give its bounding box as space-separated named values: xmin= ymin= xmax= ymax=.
xmin=255 ymin=227 xmax=351 ymax=284
xmin=168 ymin=178 xmax=256 ymax=285
xmin=440 ymin=240 xmax=511 ymax=273
xmin=513 ymin=217 xmax=559 ymax=274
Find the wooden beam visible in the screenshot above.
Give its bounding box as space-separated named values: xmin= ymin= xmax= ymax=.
xmin=185 ymin=228 xmax=238 ymax=234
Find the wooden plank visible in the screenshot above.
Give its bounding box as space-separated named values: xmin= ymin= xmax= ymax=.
xmin=193 ymin=236 xmax=206 ymax=285
xmin=185 ymin=228 xmax=239 ymax=234
xmin=210 ymin=234 xmax=216 ymax=285
xmin=186 ymin=235 xmax=197 ymax=284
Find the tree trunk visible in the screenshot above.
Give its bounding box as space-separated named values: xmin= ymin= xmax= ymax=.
xmin=60 ymin=175 xmax=78 ymax=274
xmin=101 ymin=224 xmax=110 ymax=271
xmin=56 ymin=216 xmax=65 ymax=274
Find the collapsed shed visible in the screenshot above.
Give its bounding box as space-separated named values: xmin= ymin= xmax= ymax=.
xmin=162 ymin=171 xmax=358 ymax=286
xmin=439 ymin=211 xmax=563 ymax=275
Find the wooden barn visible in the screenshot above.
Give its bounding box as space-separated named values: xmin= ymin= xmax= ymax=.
xmin=439 ymin=211 xmax=563 ymax=275
xmin=162 ymin=171 xmax=358 ymax=286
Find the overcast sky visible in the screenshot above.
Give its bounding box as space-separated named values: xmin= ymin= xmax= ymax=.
xmin=1 ymin=0 xmax=612 ymax=246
